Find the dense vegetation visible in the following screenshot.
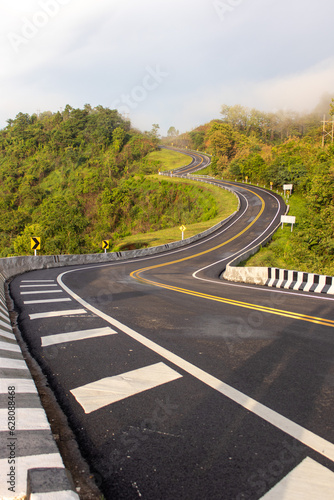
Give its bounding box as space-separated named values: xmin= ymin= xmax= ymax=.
xmin=0 ymin=105 xmax=218 ymax=256
xmin=164 ymin=98 xmax=334 ymax=275
xmin=2 ymin=97 xmax=334 ymax=275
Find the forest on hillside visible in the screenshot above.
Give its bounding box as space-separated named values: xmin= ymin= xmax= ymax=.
xmin=0 ymin=105 xmax=218 ymax=256
xmin=164 ymin=98 xmax=334 ymax=275
xmin=2 ymin=98 xmax=334 ymax=274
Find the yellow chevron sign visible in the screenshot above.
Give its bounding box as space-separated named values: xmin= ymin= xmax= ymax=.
xmin=31 ymin=237 xmax=41 ymax=251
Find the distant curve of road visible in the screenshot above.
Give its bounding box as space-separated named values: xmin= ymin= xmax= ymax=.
xmin=10 ymin=149 xmax=334 ymax=499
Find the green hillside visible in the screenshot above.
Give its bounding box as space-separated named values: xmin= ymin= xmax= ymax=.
xmin=0 ymin=106 xmax=236 ymax=257
xmin=2 ymin=99 xmax=334 ymax=276
xmin=164 ymin=100 xmax=334 ymax=275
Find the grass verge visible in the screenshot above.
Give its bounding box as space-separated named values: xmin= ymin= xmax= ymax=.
xmin=240 ymin=194 xmax=314 ymax=271
xmin=113 ymin=175 xmax=238 ymax=250
xmin=146 ymin=149 xmax=192 ymax=171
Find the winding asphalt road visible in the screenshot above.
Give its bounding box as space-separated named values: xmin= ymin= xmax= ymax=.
xmin=9 ymin=150 xmax=334 ymax=499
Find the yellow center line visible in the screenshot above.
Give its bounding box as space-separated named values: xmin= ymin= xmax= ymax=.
xmin=131 ymin=186 xmax=264 ymax=277
xmin=130 ymin=179 xmax=334 ymax=328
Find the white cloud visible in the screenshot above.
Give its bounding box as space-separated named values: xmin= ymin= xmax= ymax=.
xmin=252 ymin=58 xmax=334 ymax=113
xmin=1 ymin=0 xmax=334 ymax=130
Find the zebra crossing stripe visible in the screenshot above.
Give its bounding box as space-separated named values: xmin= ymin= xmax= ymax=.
xmin=21 ymin=280 xmax=55 ymax=283
xmin=260 ymin=457 xmax=334 ymax=499
xmin=41 ymin=327 xmax=117 ymax=347
xmin=20 ymin=290 xmax=64 ymax=295
xmin=71 ymin=362 xmax=183 ymax=414
xmin=23 ymin=298 xmax=72 ymax=305
xmin=29 ymin=309 xmax=87 ymax=320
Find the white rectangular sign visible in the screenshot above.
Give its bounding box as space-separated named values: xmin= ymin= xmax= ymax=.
xmin=281 ymin=215 xmax=296 ymax=224
xmin=283 ymin=184 xmax=293 ymax=191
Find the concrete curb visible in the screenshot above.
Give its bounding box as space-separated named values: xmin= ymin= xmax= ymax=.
xmin=27 ymin=468 xmax=78 ymax=499
xmin=0 ymin=213 xmax=239 ymax=283
xmin=223 ymin=225 xmax=334 ymax=295
xmin=265 ymin=268 xmax=334 ymax=294
xmin=0 ymin=272 xmax=80 ymax=499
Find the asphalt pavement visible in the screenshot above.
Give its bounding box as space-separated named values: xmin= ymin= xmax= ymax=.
xmin=4 ymin=152 xmax=334 ymax=499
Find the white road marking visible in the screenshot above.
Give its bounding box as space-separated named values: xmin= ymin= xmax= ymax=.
xmin=20 ymin=284 xmax=58 ymax=288
xmin=23 ymin=298 xmax=72 ymax=305
xmin=29 ymin=309 xmax=87 ymax=320
xmin=260 ymin=457 xmax=334 ymax=499
xmin=20 ymin=290 xmax=64 ymax=295
xmin=0 ymin=407 xmax=50 ymax=430
xmin=41 ymin=326 xmax=117 ymax=347
xmin=0 ymin=378 xmax=37 ymax=393
xmin=0 ymin=341 xmax=20 ymax=352
xmin=0 ymin=453 xmax=64 ymax=498
xmin=0 ymin=357 xmax=27 ymax=370
xmin=58 ymin=270 xmax=334 ymax=463
xmin=71 ymin=362 xmax=183 ymax=414
xmin=21 ymin=280 xmax=55 ymax=282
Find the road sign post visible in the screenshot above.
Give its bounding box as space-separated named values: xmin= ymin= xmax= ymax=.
xmin=179 ymin=225 xmax=186 ymax=240
xmin=281 ymin=215 xmax=296 ymax=232
xmin=31 ymin=237 xmax=41 ymax=256
xmin=102 ymin=240 xmax=109 ymax=253
xmin=283 ymin=184 xmax=293 ymax=199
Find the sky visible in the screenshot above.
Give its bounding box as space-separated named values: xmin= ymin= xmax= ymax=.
xmin=2 ymin=0 xmax=334 ymax=135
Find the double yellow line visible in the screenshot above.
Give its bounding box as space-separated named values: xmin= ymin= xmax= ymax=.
xmin=130 ymin=183 xmax=334 ymax=328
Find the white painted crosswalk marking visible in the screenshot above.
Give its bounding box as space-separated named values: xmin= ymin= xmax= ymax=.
xmin=261 ymin=457 xmax=334 ymax=499
xmin=29 ymin=309 xmax=87 ymax=320
xmin=20 ymin=290 xmax=64 ymax=295
xmin=21 ymin=280 xmax=55 ymax=282
xmin=23 ymin=298 xmax=72 ymax=305
xmin=71 ymin=362 xmax=183 ymax=414
xmin=41 ymin=327 xmax=117 ymax=347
